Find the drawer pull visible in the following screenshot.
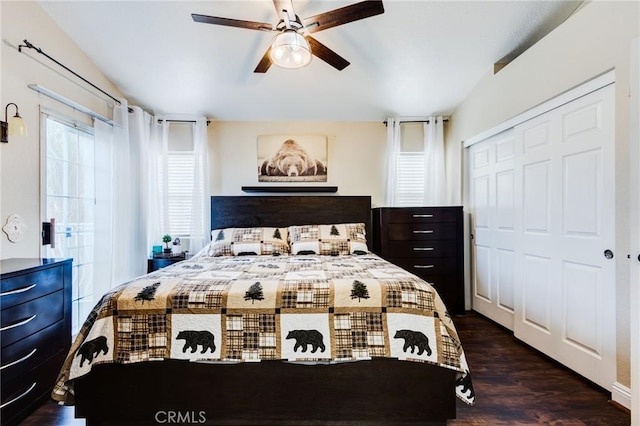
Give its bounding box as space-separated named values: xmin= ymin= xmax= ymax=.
xmin=413 ymin=247 xmax=434 ymax=251
xmin=0 ymin=314 xmax=37 ymax=332
xmin=0 ymin=348 xmax=37 ymax=371
xmin=0 ymin=283 xmax=36 ymax=297
xmin=0 ymin=382 xmax=37 ymax=409
xmin=413 ymin=230 xmax=434 ymax=234
xmin=414 ymin=265 xmax=435 ymax=269
xmin=412 ymin=214 xmax=434 ymax=218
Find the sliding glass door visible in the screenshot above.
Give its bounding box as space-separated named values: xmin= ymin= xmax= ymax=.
xmin=41 ymin=112 xmax=95 ymax=335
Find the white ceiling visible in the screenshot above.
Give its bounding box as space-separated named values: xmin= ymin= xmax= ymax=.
xmin=37 ymin=0 xmax=583 ymax=122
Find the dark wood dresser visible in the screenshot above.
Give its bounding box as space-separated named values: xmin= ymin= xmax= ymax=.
xmin=1 ymin=258 xmax=72 ymax=426
xmin=372 ymin=207 xmax=465 ymax=315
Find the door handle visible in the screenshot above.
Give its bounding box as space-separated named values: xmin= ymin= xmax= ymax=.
xmin=604 ymin=249 xmax=614 ymax=259
xmin=50 ymin=218 xmax=55 ymax=249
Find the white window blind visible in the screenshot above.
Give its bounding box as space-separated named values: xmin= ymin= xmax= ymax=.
xmin=158 ymin=151 xmax=203 ymax=237
xmin=395 ymin=152 xmax=425 ymax=206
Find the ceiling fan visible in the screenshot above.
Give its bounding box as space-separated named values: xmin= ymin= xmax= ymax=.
xmin=192 ymin=0 xmax=384 ymax=73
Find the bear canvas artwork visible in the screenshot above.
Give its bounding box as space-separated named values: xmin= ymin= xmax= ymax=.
xmin=258 ymin=135 xmax=328 ymax=182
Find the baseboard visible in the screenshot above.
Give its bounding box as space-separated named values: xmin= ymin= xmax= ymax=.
xmin=611 ymin=381 xmax=631 ymax=411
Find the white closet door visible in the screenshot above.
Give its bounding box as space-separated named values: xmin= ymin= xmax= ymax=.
xmin=468 ymin=130 xmax=517 ymax=330
xmin=513 ymin=84 xmax=616 ymax=390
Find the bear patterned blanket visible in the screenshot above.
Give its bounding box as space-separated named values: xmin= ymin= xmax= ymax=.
xmin=52 ymin=253 xmax=475 ymax=405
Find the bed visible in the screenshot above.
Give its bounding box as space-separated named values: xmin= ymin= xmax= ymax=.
xmin=52 ymin=195 xmax=474 ymax=425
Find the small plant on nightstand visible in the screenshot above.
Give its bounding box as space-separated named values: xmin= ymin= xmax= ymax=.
xmin=162 ymin=234 xmax=172 ymax=253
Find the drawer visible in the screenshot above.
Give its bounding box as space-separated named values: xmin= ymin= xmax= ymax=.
xmin=0 ymin=350 xmax=66 ymax=425
xmin=387 ymin=257 xmax=458 ymax=276
xmin=1 ymin=265 xmax=64 ymax=309
xmin=1 ymin=290 xmax=64 ymax=348
xmin=388 ymin=241 xmax=458 ymax=258
xmin=388 ymin=223 xmax=458 ymax=241
xmin=386 ymin=208 xmax=459 ymax=224
xmin=1 ymin=320 xmax=66 ymax=386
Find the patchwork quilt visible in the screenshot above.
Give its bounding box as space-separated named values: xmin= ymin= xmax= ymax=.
xmin=52 ymin=253 xmax=475 ymax=405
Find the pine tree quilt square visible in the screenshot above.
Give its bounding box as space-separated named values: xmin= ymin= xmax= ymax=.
xmin=226 ymin=280 xmax=279 ymax=309
xmin=116 ymin=278 xmax=179 ymax=311
xmin=333 ymin=278 xmax=382 ymax=309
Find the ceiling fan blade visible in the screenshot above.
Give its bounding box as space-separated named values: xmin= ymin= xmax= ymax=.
xmin=192 ymin=14 xmax=273 ymax=32
xmin=302 ymin=0 xmax=384 ymax=34
xmin=254 ymin=47 xmax=273 ymax=73
xmin=306 ymin=36 xmax=350 ymax=71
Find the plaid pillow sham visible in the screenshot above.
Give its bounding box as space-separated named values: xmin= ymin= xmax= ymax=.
xmin=207 ymin=227 xmax=290 ymax=256
xmin=288 ymin=223 xmax=368 ymax=255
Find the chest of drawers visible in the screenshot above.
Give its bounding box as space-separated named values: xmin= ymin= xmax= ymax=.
xmin=372 ymin=207 xmax=465 ymax=315
xmin=1 ymin=258 xmax=72 ymax=426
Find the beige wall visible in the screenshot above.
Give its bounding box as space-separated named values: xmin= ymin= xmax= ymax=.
xmin=447 ymin=0 xmax=640 ymax=390
xmin=1 ymin=1 xmax=123 ymax=259
xmin=208 ymin=121 xmax=387 ymax=206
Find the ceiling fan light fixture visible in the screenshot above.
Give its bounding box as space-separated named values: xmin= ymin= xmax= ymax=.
xmin=269 ymin=30 xmax=312 ymax=69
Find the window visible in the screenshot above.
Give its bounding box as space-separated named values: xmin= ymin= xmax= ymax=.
xmin=42 ymin=113 xmax=96 ymax=335
xmin=158 ymin=151 xmax=203 ymax=237
xmin=394 ymin=123 xmax=425 ymax=207
xmin=395 ymin=152 xmax=425 ymax=206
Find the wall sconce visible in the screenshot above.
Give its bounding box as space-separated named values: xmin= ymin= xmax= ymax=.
xmin=1 ymin=103 xmax=28 ymax=143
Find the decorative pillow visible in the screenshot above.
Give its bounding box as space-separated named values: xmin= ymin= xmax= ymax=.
xmin=208 ymin=227 xmax=290 ymax=256
xmin=288 ymin=223 xmax=368 ymax=255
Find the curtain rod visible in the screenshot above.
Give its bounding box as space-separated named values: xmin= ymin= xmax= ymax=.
xmin=28 ymin=84 xmax=113 ymax=125
xmin=18 ymin=39 xmax=130 ymax=111
xmin=157 ymin=119 xmax=211 ymax=126
xmin=383 ymin=118 xmax=449 ymax=126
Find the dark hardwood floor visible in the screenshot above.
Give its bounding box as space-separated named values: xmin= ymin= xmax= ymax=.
xmin=17 ymin=311 xmax=630 ymax=425
xmin=451 ymin=312 xmax=629 ymax=425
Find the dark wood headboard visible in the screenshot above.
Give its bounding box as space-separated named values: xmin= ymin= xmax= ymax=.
xmin=210 ymin=196 xmax=373 ymax=249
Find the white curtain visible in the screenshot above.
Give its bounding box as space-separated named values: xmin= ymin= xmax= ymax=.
xmin=93 ymin=102 xmax=148 ymax=298
xmin=93 ymin=119 xmax=114 ymax=299
xmin=384 ymin=117 xmax=401 ymax=206
xmin=190 ymin=117 xmax=210 ymax=252
xmin=111 ymin=101 xmax=147 ymax=284
xmin=145 ymin=118 xmax=168 ymax=252
xmin=423 ymin=116 xmax=446 ymax=205
xmin=128 ymin=106 xmax=156 ymax=265
xmin=93 ymin=107 xmax=208 ymax=295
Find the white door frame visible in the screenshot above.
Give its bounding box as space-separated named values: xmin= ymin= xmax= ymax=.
xmin=629 ymin=37 xmax=639 ymax=425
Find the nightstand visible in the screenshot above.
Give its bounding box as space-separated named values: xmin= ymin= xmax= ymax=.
xmin=1 ymin=258 xmax=72 ymax=426
xmin=147 ymin=253 xmax=189 ymax=273
xmin=372 ymin=207 xmax=465 ymax=315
